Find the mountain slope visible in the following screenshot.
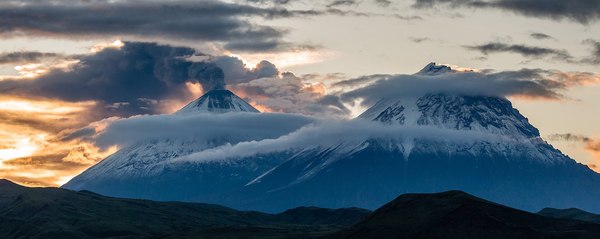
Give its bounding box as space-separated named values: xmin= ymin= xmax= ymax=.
xmin=233 ymin=63 xmax=600 ymax=212
xmin=62 ymin=89 xmax=300 ymax=202
xmin=334 ymin=191 xmax=600 ymax=239
xmin=0 ymin=179 xmax=368 ymax=239
xmin=538 ymin=208 xmax=600 ymax=224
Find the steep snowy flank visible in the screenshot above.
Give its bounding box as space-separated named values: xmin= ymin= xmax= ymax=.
xmin=360 ymin=94 xmax=540 ymax=138
xmin=176 ymin=89 xmax=259 ymax=114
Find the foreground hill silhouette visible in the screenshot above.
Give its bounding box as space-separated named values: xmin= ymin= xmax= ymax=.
xmin=538 ymin=208 xmax=600 ymax=224
xmin=334 ymin=191 xmax=600 ymax=239
xmin=0 ymin=179 xmax=368 ymax=238
xmin=3 ymin=179 xmax=600 ymax=238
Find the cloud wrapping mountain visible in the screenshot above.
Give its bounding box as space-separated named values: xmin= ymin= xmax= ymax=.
xmin=90 ymin=112 xmax=315 ymax=150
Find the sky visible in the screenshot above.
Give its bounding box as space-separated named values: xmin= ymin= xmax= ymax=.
xmin=0 ymin=0 xmax=599 ymax=186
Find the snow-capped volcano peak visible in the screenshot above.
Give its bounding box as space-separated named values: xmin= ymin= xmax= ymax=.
xmin=359 ymin=93 xmax=540 ymax=138
xmin=417 ymin=62 xmax=453 ymax=75
xmin=176 ymin=89 xmax=259 ymax=114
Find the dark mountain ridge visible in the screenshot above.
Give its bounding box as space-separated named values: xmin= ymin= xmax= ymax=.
xmin=538 ymin=207 xmax=600 ymax=224
xmin=0 ymin=179 xmax=368 ymax=239
xmin=4 ymin=180 xmax=600 ymax=239
xmin=334 ymin=190 xmax=600 ymax=239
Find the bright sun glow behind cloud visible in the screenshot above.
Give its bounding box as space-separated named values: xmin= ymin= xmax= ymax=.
xmin=0 ymin=138 xmax=38 ymax=162
xmin=90 ymin=40 xmax=124 ymax=53
xmin=229 ymin=49 xmax=333 ymax=70
xmin=0 ymin=99 xmax=92 ymax=114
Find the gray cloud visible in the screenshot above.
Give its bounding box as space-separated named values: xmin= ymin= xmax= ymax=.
xmin=230 ymin=72 xmax=351 ymax=117
xmin=548 ymin=133 xmax=593 ymax=143
xmin=246 ymin=0 xmax=293 ymax=4
xmin=201 ymin=55 xmax=351 ymax=117
xmin=409 ymin=37 xmax=430 ymax=43
xmin=0 ymin=51 xmax=71 ymax=65
xmin=332 ymin=74 xmax=392 ymax=89
xmin=464 ymin=42 xmax=573 ymax=61
xmin=327 ymin=0 xmax=357 ymax=8
xmin=0 ymin=0 xmax=387 ymax=51
xmin=413 ymin=0 xmax=600 ymax=24
xmin=374 ymin=0 xmax=392 ymax=7
xmin=211 ymin=56 xmax=280 ymax=85
xmin=0 ymin=1 xmax=325 ymax=52
xmin=581 ymin=39 xmax=600 ymax=65
xmin=530 ymin=32 xmax=554 ymax=40
xmin=547 ymin=133 xmax=600 ymax=163
xmin=392 ymin=14 xmax=423 ymax=20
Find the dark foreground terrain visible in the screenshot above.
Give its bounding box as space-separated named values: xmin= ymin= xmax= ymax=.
xmin=537 ymin=207 xmax=600 ymax=224
xmin=2 ymin=179 xmax=600 ymax=239
xmin=334 ymin=191 xmax=600 ymax=239
xmin=0 ymin=179 xmax=369 ymax=238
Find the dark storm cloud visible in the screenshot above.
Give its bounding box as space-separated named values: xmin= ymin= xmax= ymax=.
xmin=0 ymin=41 xmax=225 ymax=117
xmin=413 ymin=0 xmax=600 ymax=24
xmin=0 ymin=40 xmax=350 ymax=120
xmin=0 ymin=51 xmax=72 ymax=65
xmin=530 ymin=32 xmax=554 ymax=40
xmin=0 ymin=1 xmax=326 ymax=52
xmin=0 ymin=0 xmax=384 ymax=51
xmin=464 ymin=42 xmax=573 ymax=61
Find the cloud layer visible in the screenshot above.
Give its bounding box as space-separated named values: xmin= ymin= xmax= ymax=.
xmin=0 ymin=0 xmax=302 ymax=52
xmin=465 ymin=42 xmax=573 ymax=61
xmin=89 ymin=112 xmax=315 ymax=150
xmin=413 ymin=0 xmax=600 ymax=24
